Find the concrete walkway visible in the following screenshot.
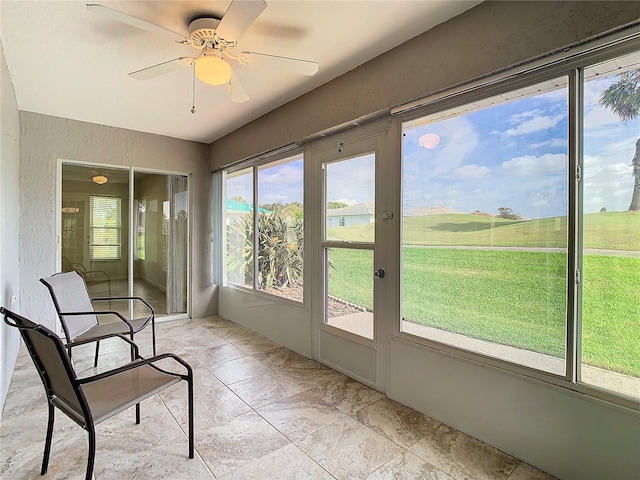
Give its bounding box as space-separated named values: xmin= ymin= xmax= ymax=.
xmin=328 ymin=312 xmax=639 ymax=400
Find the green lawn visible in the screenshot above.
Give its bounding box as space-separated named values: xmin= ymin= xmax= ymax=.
xmin=329 ymin=210 xmax=640 ymax=250
xmin=327 ymin=211 xmax=640 ymax=377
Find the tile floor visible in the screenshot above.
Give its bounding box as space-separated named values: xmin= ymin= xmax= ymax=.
xmin=1 ymin=315 xmax=558 ymax=479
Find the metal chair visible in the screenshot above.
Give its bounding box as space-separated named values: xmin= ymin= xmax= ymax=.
xmin=1 ymin=307 xmax=193 ymax=480
xmin=40 ymin=271 xmax=156 ymax=366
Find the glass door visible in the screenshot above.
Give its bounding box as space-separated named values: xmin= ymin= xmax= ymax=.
xmin=133 ymin=171 xmax=189 ymax=317
xmin=323 ymin=154 xmax=376 ymax=339
xmin=60 ymin=164 xmax=189 ymax=319
xmin=313 ymin=137 xmax=384 ymax=388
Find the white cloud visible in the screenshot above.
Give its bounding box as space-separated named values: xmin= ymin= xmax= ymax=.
xmin=502 ymin=113 xmax=565 ymax=137
xmin=530 ymin=138 xmax=567 ymax=149
xmin=259 ymin=164 xmax=302 ymax=185
xmin=453 ymin=164 xmax=491 ymax=179
xmin=404 ymin=116 xmax=480 ymax=179
xmin=501 ymin=153 xmax=567 ymax=176
xmin=583 ymin=104 xmax=620 ymax=129
xmin=582 ymin=154 xmax=634 ymax=213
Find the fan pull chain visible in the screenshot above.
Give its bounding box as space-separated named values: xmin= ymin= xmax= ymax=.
xmin=191 ymin=63 xmax=196 ymax=114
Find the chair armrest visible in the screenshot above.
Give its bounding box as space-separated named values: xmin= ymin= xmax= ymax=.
xmin=57 ymin=310 xmax=135 ymax=334
xmin=92 ymin=296 xmax=155 ymax=316
xmin=76 ymin=352 xmax=192 ymax=385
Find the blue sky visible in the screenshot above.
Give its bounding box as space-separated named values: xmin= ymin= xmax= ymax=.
xmin=227 ymin=72 xmax=639 ymax=219
xmin=403 ymin=74 xmax=639 ymax=218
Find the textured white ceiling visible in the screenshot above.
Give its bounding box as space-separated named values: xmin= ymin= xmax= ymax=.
xmin=1 ymin=0 xmax=481 ymax=143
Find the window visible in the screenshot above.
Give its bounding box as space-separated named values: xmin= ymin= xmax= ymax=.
xmin=225 ymin=155 xmax=304 ymax=302
xmin=580 ymin=53 xmax=640 ymax=399
xmin=136 ymin=199 xmax=146 ymax=260
xmin=402 ymin=78 xmax=569 ymax=375
xmin=90 ymin=195 xmax=121 ymax=261
xmin=401 ymin=48 xmax=640 ymax=402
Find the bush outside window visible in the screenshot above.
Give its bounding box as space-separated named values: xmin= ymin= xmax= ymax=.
xmin=225 ymin=156 xmax=304 ymax=302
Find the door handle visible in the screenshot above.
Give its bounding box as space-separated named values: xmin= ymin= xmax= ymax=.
xmin=374 ymin=269 xmax=385 ymax=278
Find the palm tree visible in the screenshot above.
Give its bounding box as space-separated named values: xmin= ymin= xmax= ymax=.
xmin=599 ymin=69 xmax=640 ymax=211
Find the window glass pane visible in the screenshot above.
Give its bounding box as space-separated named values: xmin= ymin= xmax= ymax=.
xmin=90 ymin=195 xmax=121 ymax=261
xmin=325 ymin=154 xmax=375 ymax=243
xmin=326 ymin=247 xmax=374 ymax=339
xmin=401 ymin=77 xmax=569 ymax=375
xmin=581 ymin=52 xmax=640 ymax=399
xmin=257 ymin=157 xmax=304 ymax=301
xmin=136 ymin=199 xmax=146 ymax=260
xmin=226 ymin=169 xmax=254 ymax=287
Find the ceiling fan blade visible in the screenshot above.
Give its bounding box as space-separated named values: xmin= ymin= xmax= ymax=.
xmin=86 ymin=3 xmax=187 ymax=43
xmin=229 ymin=71 xmax=250 ymax=103
xmin=129 ymin=57 xmax=193 ymax=80
xmin=239 ymin=52 xmax=319 ymax=76
xmin=215 ymin=0 xmax=267 ymax=43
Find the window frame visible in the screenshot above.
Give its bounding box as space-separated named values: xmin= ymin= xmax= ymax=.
xmin=224 ymin=152 xmax=305 ymax=305
xmin=396 ymin=36 xmax=640 ymax=410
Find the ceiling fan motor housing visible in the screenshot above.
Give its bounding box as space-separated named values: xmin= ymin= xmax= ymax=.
xmin=188 ymin=18 xmax=222 ymax=49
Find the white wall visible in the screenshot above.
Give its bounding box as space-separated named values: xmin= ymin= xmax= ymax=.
xmin=0 ymin=40 xmax=21 ymax=412
xmin=19 ymin=112 xmax=217 ymax=331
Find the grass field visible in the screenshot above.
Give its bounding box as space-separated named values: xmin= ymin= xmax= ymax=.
xmin=327 ymin=210 xmax=640 ymax=377
xmin=329 ymin=210 xmax=640 ymax=250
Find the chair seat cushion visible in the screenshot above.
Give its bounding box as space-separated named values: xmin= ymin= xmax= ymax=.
xmin=74 ymin=316 xmax=152 ymax=342
xmin=81 ymin=364 xmax=181 ymax=424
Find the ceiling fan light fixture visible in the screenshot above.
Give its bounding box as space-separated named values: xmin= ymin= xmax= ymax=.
xmin=92 ymin=174 xmax=108 ymax=185
xmin=195 ymin=53 xmax=232 ymax=86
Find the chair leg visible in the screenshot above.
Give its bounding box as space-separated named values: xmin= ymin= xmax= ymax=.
xmin=93 ymin=341 xmax=100 ymax=368
xmin=85 ymin=424 xmax=96 ymax=480
xmin=188 ymin=374 xmax=194 ymax=459
xmin=135 ymin=403 xmax=140 ymax=425
xmin=152 ymin=319 xmax=156 ymax=356
xmin=41 ymin=403 xmax=55 ymax=475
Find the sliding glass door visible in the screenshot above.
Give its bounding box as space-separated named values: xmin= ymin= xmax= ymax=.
xmin=61 ymin=163 xmax=189 ymax=318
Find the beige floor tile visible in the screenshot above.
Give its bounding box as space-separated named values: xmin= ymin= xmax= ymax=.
xmin=208 ymin=355 xmax=276 ymax=385
xmin=367 ymin=451 xmax=455 ymax=480
xmin=232 ymin=334 xmax=282 ymax=355
xmin=409 ymin=424 xmax=519 ymax=480
xmin=280 ymin=359 xmax=347 ymax=389
xmin=508 ymin=463 xmax=559 ymax=480
xmin=218 ymin=443 xmax=335 ymax=480
xmin=169 ymin=383 xmax=251 ymax=434
xmin=297 ymin=416 xmax=403 ymax=480
xmin=196 ymin=411 xmax=289 ymax=477
xmin=253 ymin=346 xmax=310 ymax=370
xmin=2 ymin=317 xmax=562 ymax=480
xmin=162 ymin=324 xmax=228 ymax=351
xmin=192 ymin=342 xmax=249 ymax=368
xmin=354 ymin=397 xmax=441 ymax=448
xmin=228 ymin=370 xmax=309 ymax=409
xmin=310 ymin=375 xmax=384 ymax=415
xmin=94 ymin=441 xmax=213 ymax=479
xmin=257 ymin=391 xmax=348 ymax=441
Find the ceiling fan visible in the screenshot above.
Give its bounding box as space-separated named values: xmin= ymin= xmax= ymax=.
xmin=86 ymin=1 xmax=319 ymax=104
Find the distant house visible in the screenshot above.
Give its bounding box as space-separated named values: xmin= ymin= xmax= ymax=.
xmin=327 ymin=202 xmax=375 ymax=227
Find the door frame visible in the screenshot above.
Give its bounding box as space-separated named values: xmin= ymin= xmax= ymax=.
xmin=56 ymin=159 xmax=192 ymax=322
xmin=310 ymin=119 xmax=395 ymax=392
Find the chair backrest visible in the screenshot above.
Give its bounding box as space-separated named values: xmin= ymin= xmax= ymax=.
xmin=40 ymin=271 xmax=98 ymax=340
xmin=1 ymin=307 xmax=87 ymax=423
